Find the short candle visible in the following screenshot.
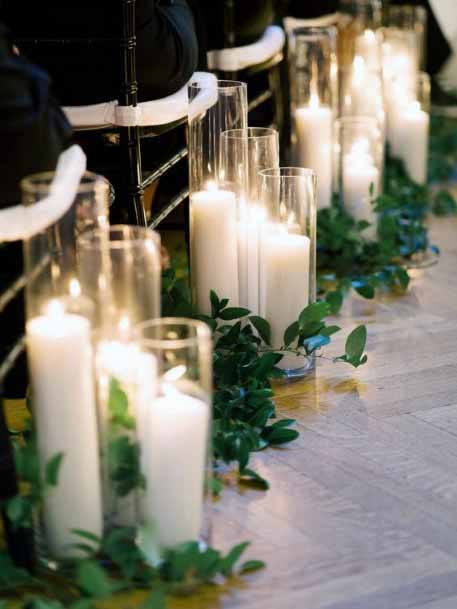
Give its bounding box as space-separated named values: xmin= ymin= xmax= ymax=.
xmin=140 ymin=385 xmax=210 ymax=548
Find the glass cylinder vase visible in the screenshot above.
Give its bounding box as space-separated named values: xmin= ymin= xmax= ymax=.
xmin=338 ymin=0 xmax=383 ymax=68
xmin=22 ymin=172 xmax=109 ymax=564
xmin=77 ymin=226 xmax=162 ymax=529
xmin=385 ymin=4 xmax=427 ymax=71
xmin=221 ymin=127 xmax=279 ymax=313
xmin=293 ymin=26 xmax=337 ymax=210
xmin=135 ymin=318 xmax=212 ymax=553
xmin=188 ymin=79 xmax=248 ymax=315
xmin=258 ymin=168 xmax=317 ymax=380
xmin=336 ymin=116 xmax=383 ymax=240
xmin=388 ymin=71 xmax=430 ymax=184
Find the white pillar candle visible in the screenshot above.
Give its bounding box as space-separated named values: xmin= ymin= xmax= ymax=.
xmin=191 ymin=183 xmax=239 ymax=314
xmin=260 ymin=227 xmax=310 ymax=371
xmin=26 ymin=301 xmax=102 ymax=558
xmin=96 ymin=340 xmax=158 ymax=526
xmin=140 ymin=387 xmax=210 ymax=548
xmin=355 ymin=30 xmax=380 ymax=68
xmin=343 ymin=139 xmax=379 ymax=240
xmin=295 ymin=95 xmax=333 ymax=210
xmin=237 ymin=205 xmax=266 ymax=314
xmin=391 ymin=101 xmax=429 ymax=184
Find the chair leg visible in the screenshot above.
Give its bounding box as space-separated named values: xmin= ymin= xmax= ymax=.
xmin=121 ymin=125 xmax=147 ymax=227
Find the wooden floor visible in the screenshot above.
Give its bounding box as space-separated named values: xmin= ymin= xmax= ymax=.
xmin=199 ymin=214 xmax=457 ymax=609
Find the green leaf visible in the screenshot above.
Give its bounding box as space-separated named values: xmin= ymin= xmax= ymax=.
xmin=208 ymin=476 xmax=224 ymax=497
xmin=325 ymin=290 xmax=344 ymax=315
xmin=298 ymin=302 xmax=330 ymax=328
xmin=239 ymin=559 xmax=266 ymax=574
xmin=210 ymin=290 xmax=220 ymax=317
xmin=44 ymin=452 xmax=64 ymax=487
xmin=263 ymin=426 xmax=299 ymax=445
xmin=220 ymin=542 xmax=250 ymax=576
xmin=107 ymin=435 xmax=144 ymax=497
xmin=320 ymin=325 xmax=341 ymax=337
xmin=239 ymin=468 xmax=270 ymax=490
xmin=6 ymin=495 xmax=32 ymax=529
xmin=218 ymin=307 xmax=250 ymax=321
xmin=354 ymin=284 xmax=375 ymax=299
xmin=345 ymin=325 xmax=367 ymax=363
xmin=249 ymin=316 xmax=271 ymax=345
xmin=68 ymin=600 xmax=93 ymax=609
xmin=76 ymin=560 xmax=113 ymax=598
xmin=283 ymin=321 xmax=299 ymax=347
xmin=108 ymin=378 xmax=135 ymax=430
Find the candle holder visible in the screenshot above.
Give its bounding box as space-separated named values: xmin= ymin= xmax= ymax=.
xmin=22 ymin=171 xmax=109 ymax=564
xmin=338 ymin=0 xmax=383 ymax=68
xmin=335 ymin=116 xmax=383 ymax=241
xmin=135 ymin=318 xmax=212 ymax=553
xmin=221 ymin=127 xmax=279 ymax=313
xmin=77 ymin=226 xmax=161 ymax=529
xmin=385 ymin=4 xmax=427 ymax=71
xmin=188 ymin=79 xmax=248 ymax=315
xmin=388 ymin=71 xmax=430 ymax=185
xmin=338 ymin=58 xmax=386 ymax=140
xmin=292 ymin=26 xmax=337 ymax=210
xmin=258 ymin=168 xmax=317 ymax=380
xmin=381 ymin=26 xmax=420 ymax=92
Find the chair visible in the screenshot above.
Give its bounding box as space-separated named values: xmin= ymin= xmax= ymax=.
xmin=207 ymin=5 xmax=286 ymax=135
xmin=12 ymin=0 xmax=214 ymax=228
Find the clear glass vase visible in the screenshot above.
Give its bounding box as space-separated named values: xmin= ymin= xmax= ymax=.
xmin=21 ymin=171 xmax=109 ymax=564
xmin=220 ymin=127 xmax=279 ymax=313
xmin=77 ymin=226 xmax=162 ymax=530
xmin=293 ymin=26 xmax=337 ymax=210
xmin=385 ymin=4 xmax=427 ymax=70
xmin=335 ymin=116 xmax=383 ymax=240
xmin=258 ymin=168 xmax=317 ymax=380
xmin=135 ymin=318 xmax=213 ymax=553
xmin=188 ymin=79 xmax=248 ymax=315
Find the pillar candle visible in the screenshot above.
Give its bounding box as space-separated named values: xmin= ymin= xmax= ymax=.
xmin=260 ymin=227 xmax=310 ymax=371
xmin=140 ymin=387 xmax=210 ymax=548
xmin=355 ymin=30 xmax=380 ymax=68
xmin=295 ymin=95 xmax=333 ymax=210
xmin=26 ymin=301 xmax=102 ymax=558
xmin=391 ymin=101 xmax=429 ymax=184
xmin=343 ymin=140 xmax=379 ymax=240
xmin=190 ymin=184 xmax=239 ymax=314
xmin=237 ymin=205 xmax=266 ymax=314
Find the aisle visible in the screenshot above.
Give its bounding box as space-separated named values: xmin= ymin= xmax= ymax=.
xmin=207 ymin=214 xmax=457 ymax=609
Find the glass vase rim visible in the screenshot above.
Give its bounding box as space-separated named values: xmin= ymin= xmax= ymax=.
xmin=292 ymin=25 xmax=338 ymax=38
xmin=77 ymin=224 xmax=160 ymax=250
xmin=188 ymin=79 xmax=247 ymax=92
xmin=386 ymin=4 xmax=427 ymax=17
xmin=21 ymin=170 xmax=110 ymax=196
xmin=136 ymin=317 xmax=212 ymax=350
xmin=221 ymin=127 xmax=279 ymax=140
xmin=259 ymin=167 xmax=317 ymax=179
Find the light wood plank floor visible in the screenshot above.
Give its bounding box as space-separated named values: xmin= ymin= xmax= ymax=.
xmin=201 ymin=215 xmax=457 ymax=609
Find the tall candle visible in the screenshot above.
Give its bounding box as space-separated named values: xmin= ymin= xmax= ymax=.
xmin=191 ymin=183 xmax=239 ymax=314
xmin=342 ymin=139 xmax=379 ymax=240
xmin=237 ymin=205 xmax=266 ymax=314
xmin=295 ymin=95 xmax=333 ymax=210
xmin=140 ymin=387 xmax=209 ymax=548
xmin=27 ymin=301 xmax=102 ymax=558
xmin=260 ymin=227 xmax=310 ymax=371
xmin=391 ymin=101 xmax=429 ymax=184
xmin=355 ymin=30 xmax=380 ymax=68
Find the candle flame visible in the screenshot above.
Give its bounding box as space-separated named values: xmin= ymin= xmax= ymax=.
xmin=206 ymin=180 xmax=218 ymax=192
xmin=69 ymin=278 xmax=81 ymax=298
xmin=309 ymin=93 xmax=320 ymax=109
xmin=118 ymin=315 xmax=131 ymax=339
xmin=410 ymin=101 xmax=421 ymax=112
xmin=46 ymin=299 xmax=65 ymax=318
xmin=364 ymin=29 xmax=376 ymax=43
xmin=287 ymin=211 xmax=296 ymax=225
